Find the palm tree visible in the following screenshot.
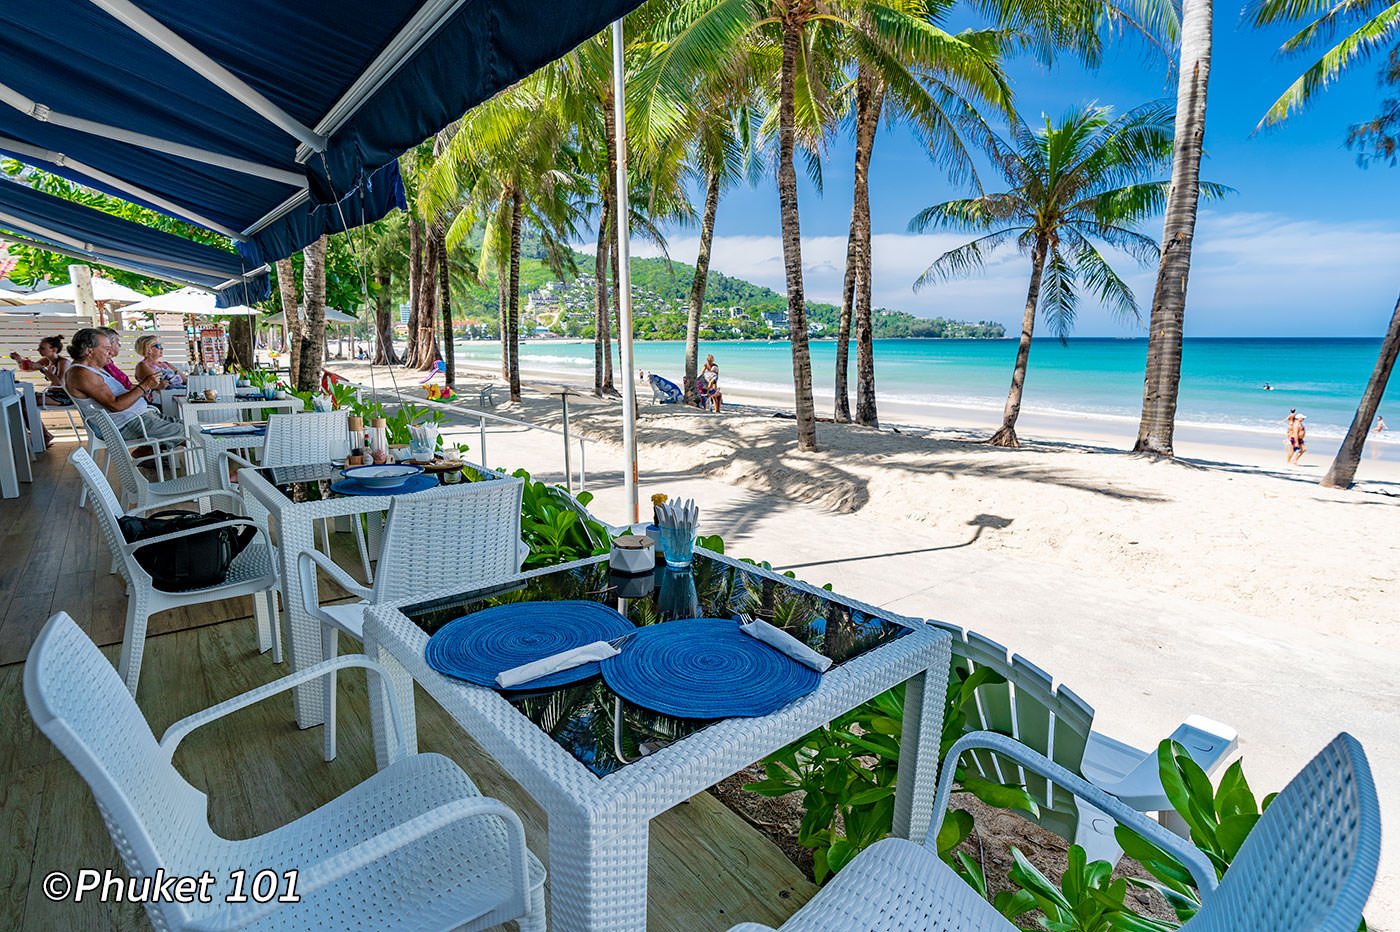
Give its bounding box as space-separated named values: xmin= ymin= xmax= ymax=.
xmin=1132 ymin=0 xmax=1212 ymax=455
xmin=1251 ymin=0 xmax=1400 ymax=487
xmin=913 ymin=103 xmax=1216 ymax=447
xmin=274 ymin=257 xmax=300 ymax=384
xmin=296 ymin=234 xmax=329 ymax=392
xmin=831 ymin=0 xmax=1012 ymax=426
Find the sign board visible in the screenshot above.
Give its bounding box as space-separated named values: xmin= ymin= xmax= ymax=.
xmin=198 ymin=327 xmax=227 ymax=367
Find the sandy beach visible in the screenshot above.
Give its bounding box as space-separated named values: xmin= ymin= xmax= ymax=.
xmin=332 ymin=353 xmax=1400 ymax=923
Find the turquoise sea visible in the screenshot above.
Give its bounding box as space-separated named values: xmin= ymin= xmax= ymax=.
xmin=453 ymin=337 xmax=1398 ymax=447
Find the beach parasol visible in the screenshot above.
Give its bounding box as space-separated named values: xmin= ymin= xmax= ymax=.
xmin=22 ymin=278 xmax=148 ymax=305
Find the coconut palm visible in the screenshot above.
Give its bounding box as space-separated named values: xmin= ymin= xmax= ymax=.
xmin=913 ymin=103 xmax=1223 ymax=447
xmin=1132 ymin=0 xmax=1211 ymax=456
xmin=296 ymin=234 xmax=329 ymax=392
xmin=830 ymin=0 xmax=1013 ymax=427
xmin=1250 ymin=0 xmax=1400 ymax=487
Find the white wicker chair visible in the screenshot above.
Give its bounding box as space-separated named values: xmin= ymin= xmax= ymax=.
xmin=933 ymin=621 xmax=1237 ymax=863
xmin=70 ymin=447 xmax=282 ymax=697
xmin=87 ymin=407 xmax=226 ymax=513
xmin=299 ymin=478 xmax=526 ymax=760
xmin=184 ymin=373 xmax=238 ymax=400
xmin=728 ymin=731 xmax=1379 ymax=932
xmin=24 ymin=611 xmax=547 ymax=932
xmin=67 ymin=396 xmax=180 ymax=507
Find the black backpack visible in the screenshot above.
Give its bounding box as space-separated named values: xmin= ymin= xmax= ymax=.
xmin=118 ymin=510 xmax=257 ymax=592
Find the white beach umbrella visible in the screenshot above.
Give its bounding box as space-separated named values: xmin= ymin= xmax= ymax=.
xmin=0 ymin=279 xmax=41 ymax=306
xmin=265 ymin=307 xmax=358 ymax=325
xmin=0 ymin=301 xmax=82 ymax=316
xmin=24 ymin=278 xmax=148 ymax=305
xmin=121 ymin=285 xmax=216 ymax=315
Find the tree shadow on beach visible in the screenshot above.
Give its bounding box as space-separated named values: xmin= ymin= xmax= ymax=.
xmin=771 ymin=513 xmax=1014 ymax=571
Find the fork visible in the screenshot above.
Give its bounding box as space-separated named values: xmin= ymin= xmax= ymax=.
xmin=607 ymin=632 xmax=636 ymax=650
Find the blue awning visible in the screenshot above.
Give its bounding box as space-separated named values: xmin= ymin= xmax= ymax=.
xmin=0 ymin=0 xmax=645 ymax=266
xmin=0 ymin=177 xmax=269 ymax=305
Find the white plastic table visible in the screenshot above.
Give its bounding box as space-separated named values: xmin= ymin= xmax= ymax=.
xmin=361 ymin=553 xmax=952 ymax=932
xmin=0 ymin=393 xmax=33 ymax=498
xmin=16 ymin=382 xmax=44 ymax=454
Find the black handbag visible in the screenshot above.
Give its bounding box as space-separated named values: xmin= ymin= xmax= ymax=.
xmin=117 ymin=509 xmax=257 ymax=591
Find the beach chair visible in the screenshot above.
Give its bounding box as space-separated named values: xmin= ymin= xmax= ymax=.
xmin=648 ymin=373 xmax=683 ymax=404
xmin=931 ymin=621 xmax=1238 ymax=864
xmin=25 ymin=611 xmax=546 ymax=932
xmin=726 ymin=731 xmax=1379 ymax=932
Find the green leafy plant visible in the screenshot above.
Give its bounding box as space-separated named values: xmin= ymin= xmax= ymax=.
xmin=325 ymin=381 xmax=360 ymax=411
xmin=513 ymin=468 xmax=610 ymax=569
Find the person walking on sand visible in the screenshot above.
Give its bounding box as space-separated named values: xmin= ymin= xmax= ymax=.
xmin=1288 ymin=413 xmax=1308 ymax=465
xmin=1284 ymin=409 xmax=1298 ymax=462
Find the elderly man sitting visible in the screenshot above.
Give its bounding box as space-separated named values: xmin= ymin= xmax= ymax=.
xmin=63 ymin=328 xmax=185 ymax=444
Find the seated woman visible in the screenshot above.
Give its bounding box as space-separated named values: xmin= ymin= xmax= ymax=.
xmin=133 ymin=335 xmax=185 ymax=389
xmin=8 ymin=335 xmax=70 ymax=446
xmin=10 ymin=335 xmax=72 ymax=406
xmin=63 ymin=328 xmax=184 ymax=446
xmin=700 ymin=355 xmax=722 ymax=412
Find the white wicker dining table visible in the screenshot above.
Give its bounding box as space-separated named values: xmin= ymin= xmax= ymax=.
xmin=360 ymin=552 xmax=952 ymax=932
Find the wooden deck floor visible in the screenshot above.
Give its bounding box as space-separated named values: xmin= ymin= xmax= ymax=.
xmin=0 ymin=438 xmax=817 ymax=931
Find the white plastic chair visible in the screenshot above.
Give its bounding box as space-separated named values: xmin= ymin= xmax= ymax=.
xmin=87 ymin=407 xmax=226 ymax=513
xmin=24 ymin=612 xmax=546 ymax=932
xmin=727 ymin=730 xmax=1378 ymax=932
xmin=70 ymin=447 xmax=281 ymax=697
xmin=932 ymin=621 xmax=1237 ymax=863
xmin=299 ymin=479 xmax=526 ymax=760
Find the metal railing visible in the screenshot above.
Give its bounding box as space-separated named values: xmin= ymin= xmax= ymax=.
xmin=352 ymin=381 xmax=591 ymax=493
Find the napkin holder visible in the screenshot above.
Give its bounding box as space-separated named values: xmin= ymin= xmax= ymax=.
xmin=610 ymin=534 xmax=655 ymax=575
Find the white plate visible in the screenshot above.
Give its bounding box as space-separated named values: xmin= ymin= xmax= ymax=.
xmin=340 ymin=463 xmax=424 ymax=489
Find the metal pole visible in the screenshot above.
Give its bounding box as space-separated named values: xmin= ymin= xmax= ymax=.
xmin=611 ymin=18 xmax=639 ymax=525
xmin=559 ymin=391 xmax=574 ymax=495
xmin=478 ymin=416 xmax=488 ymax=469
xmin=579 ymin=439 xmax=587 ymax=492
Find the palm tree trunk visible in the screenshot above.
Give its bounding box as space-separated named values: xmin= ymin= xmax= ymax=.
xmin=437 ymin=224 xmax=455 ymax=385
xmin=224 ymin=315 xmax=253 ymax=370
xmin=296 ymin=234 xmax=328 ymax=392
xmin=611 ymin=233 xmax=625 ymax=395
xmin=602 ymin=101 xmax=621 ymax=398
xmin=686 ymin=168 xmax=722 ymax=406
xmin=1135 ymin=0 xmax=1213 ymax=456
xmin=415 ymin=227 xmax=441 ymax=370
xmin=372 ymin=269 xmax=399 ymax=365
xmin=594 ymin=197 xmax=610 ymax=397
xmin=508 ymin=188 xmax=524 ymax=402
xmin=835 ymin=222 xmax=858 ymax=424
xmin=854 ymin=76 xmax=884 ymax=429
xmin=275 ymin=257 xmax=300 ymax=384
xmin=1323 ymin=292 xmax=1400 ymax=487
xmin=778 ymin=8 xmax=818 ymax=453
xmin=405 ymin=216 xmax=422 ymax=367
xmin=990 ymin=237 xmax=1048 ymax=448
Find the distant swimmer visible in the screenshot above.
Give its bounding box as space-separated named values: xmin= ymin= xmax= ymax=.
xmin=1376 ymin=414 xmax=1387 ymax=433
xmin=1263 ymin=382 xmax=1274 ymax=391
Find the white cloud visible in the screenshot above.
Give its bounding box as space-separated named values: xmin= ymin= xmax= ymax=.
xmin=629 ymin=210 xmax=1400 ymax=336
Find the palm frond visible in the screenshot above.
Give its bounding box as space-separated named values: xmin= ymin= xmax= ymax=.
xmin=913 ymin=227 xmax=1024 ymax=289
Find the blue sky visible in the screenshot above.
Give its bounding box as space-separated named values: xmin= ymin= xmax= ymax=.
xmin=633 ymin=18 xmax=1400 ymax=337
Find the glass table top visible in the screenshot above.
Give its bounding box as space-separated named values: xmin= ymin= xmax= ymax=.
xmin=248 ymin=461 xmax=495 ymax=501
xmin=402 ymin=553 xmax=913 ymax=777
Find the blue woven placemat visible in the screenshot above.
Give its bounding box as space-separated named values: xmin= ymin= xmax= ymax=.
xmin=329 ymin=474 xmax=438 ymax=497
xmin=601 ymin=618 xmax=821 ymax=719
xmin=425 ymin=600 xmax=634 ymax=690
xmin=201 ymin=425 xmax=266 ymax=436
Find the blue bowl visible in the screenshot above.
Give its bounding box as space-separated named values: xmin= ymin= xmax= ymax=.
xmin=339 ymin=463 xmax=424 ymax=489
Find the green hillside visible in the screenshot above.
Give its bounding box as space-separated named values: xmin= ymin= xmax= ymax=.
xmin=448 ymin=242 xmax=1004 ymax=341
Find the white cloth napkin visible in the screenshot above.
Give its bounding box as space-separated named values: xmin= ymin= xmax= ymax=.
xmin=740 ymin=619 xmax=832 ymax=672
xmin=495 ymin=641 xmax=620 ymax=688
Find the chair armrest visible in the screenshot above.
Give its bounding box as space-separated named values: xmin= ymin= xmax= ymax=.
xmin=123 ymin=517 xmax=264 ymax=553
xmin=726 ymin=925 xmax=779 ymax=932
xmin=159 ymin=654 xmax=409 ymax=763
xmin=1089 ymin=717 xmax=1239 ymax=809
xmin=929 ymin=731 xmax=1220 ymax=895
xmin=182 ymin=796 xmax=532 ymax=932
xmin=299 ymin=548 xmax=373 ymax=608
xmin=127 ymin=489 xmax=243 ymax=515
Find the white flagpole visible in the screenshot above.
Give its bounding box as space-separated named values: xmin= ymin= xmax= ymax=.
xmin=611 ymin=18 xmax=639 ymax=525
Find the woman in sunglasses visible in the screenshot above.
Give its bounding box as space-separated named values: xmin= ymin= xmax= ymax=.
xmin=133 ymin=334 xmax=186 ymax=389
